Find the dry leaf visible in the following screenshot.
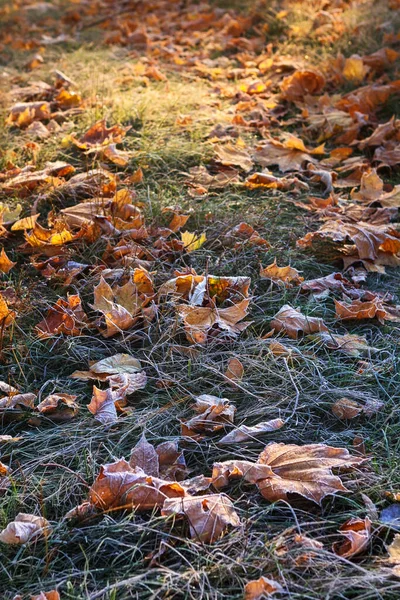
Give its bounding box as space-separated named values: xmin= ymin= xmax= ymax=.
xmin=159 ymin=274 xmax=250 ymax=305
xmin=225 ymin=357 xmax=244 ymax=385
xmin=0 ymin=294 xmax=16 ymax=327
xmin=71 ymin=120 xmax=129 ymax=149
xmin=162 ymin=493 xmax=241 ymax=543
xmin=335 ymin=298 xmax=400 ymax=323
xmin=129 ymin=435 xmax=186 ymax=480
xmin=244 ymin=576 xmax=283 ymax=599
xmin=36 ymin=393 xmax=79 ymax=423
xmin=178 ymin=298 xmax=251 ymax=344
xmin=0 ymin=513 xmax=51 ymax=544
xmin=333 ymin=517 xmax=371 ymax=558
xmin=0 ymin=248 xmax=16 ymax=274
xmin=260 ymin=260 xmax=303 ymax=287
xmin=342 ymin=55 xmax=368 ymax=83
xmin=332 ymin=398 xmax=363 ymax=419
xmin=72 ymin=353 xmax=143 ymax=380
xmin=254 ymin=135 xmax=325 ymax=173
xmin=181 ymin=231 xmax=207 ymax=252
xmin=311 ymin=332 xmax=375 ymax=357
xmin=214 ymin=143 xmax=253 ymax=172
xmin=31 ymin=591 xmax=60 ymax=600
xmin=219 ymin=419 xmax=285 ymax=444
xmin=88 ymin=385 xmax=128 ymax=425
xmin=212 ymin=442 xmax=364 ymax=504
xmin=281 ymin=70 xmax=325 ymax=102
xmin=387 ymin=534 xmax=400 ymax=564
xmin=271 ymin=305 xmax=328 ymax=339
xmin=182 ymin=394 xmax=236 ymax=437
xmin=35 ymin=295 xmax=89 ymax=338
xmin=297 ymin=219 xmax=400 ymax=267
xmin=89 ymin=459 xmax=185 ymax=511
xmin=92 ymin=270 xmax=154 ymax=337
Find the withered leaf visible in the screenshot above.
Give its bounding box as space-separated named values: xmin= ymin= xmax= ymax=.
xmin=281 ymin=70 xmax=325 ymax=102
xmin=333 ymin=517 xmax=371 ymax=558
xmin=35 ymin=295 xmax=89 ymax=338
xmin=219 ymin=419 xmax=285 ymax=444
xmin=335 ymin=298 xmax=400 ymax=323
xmin=31 ymin=591 xmax=60 ymax=600
xmin=89 ymin=459 xmax=185 ymax=511
xmin=0 ymin=249 xmax=16 ymax=274
xmin=88 ymin=385 xmax=128 ymax=425
xmin=129 ymin=434 xmax=159 ymax=477
xmin=36 ymin=393 xmax=79 ymax=423
xmin=159 ymin=274 xmax=250 ymax=305
xmin=254 ymin=135 xmax=325 ymax=173
xmin=162 ymin=493 xmax=241 ymax=543
xmin=0 ymin=513 xmax=51 ymax=544
xmin=244 ymin=576 xmax=283 ymax=599
xmin=212 ymin=442 xmax=364 ymax=504
xmin=271 ymin=305 xmax=328 ymax=339
xmin=224 ymin=357 xmax=244 ymax=385
xmin=182 ymin=394 xmax=236 ymax=437
xmin=260 ymin=259 xmax=303 ymax=287
xmin=311 ymin=331 xmax=376 ymax=357
xmin=178 ymin=298 xmax=251 ymax=344
xmin=214 ymin=143 xmax=253 ymax=172
xmin=332 ymin=398 xmax=363 ymax=420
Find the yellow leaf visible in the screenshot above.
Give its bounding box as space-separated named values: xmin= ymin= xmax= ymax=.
xmin=343 ymin=55 xmax=368 ymax=83
xmin=11 ymin=214 xmax=39 ymax=231
xmin=0 ymin=248 xmax=16 ymax=274
xmin=181 ymin=231 xmax=206 ymax=252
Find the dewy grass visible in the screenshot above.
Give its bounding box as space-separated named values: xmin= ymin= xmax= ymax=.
xmin=0 ymin=0 xmax=400 ymax=598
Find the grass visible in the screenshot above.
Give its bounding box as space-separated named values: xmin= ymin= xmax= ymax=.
xmin=1 ymin=0 xmax=400 ymax=598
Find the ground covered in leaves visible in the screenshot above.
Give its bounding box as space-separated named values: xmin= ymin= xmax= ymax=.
xmin=1 ymin=0 xmax=400 ymax=598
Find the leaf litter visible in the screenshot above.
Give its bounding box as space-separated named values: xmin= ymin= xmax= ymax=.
xmin=1 ymin=0 xmax=400 ymax=598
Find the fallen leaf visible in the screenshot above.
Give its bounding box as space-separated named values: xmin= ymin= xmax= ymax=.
xmin=225 ymin=357 xmax=244 ymax=385
xmin=0 ymin=513 xmax=51 ymax=544
xmin=129 ymin=435 xmax=187 ymax=480
xmin=92 ymin=271 xmax=154 ymax=337
xmin=71 ymin=120 xmax=129 ymax=150
xmin=297 ymin=219 xmax=400 ymax=267
xmin=387 ymin=534 xmax=400 ymax=574
xmin=281 ymin=70 xmax=325 ymax=102
xmin=0 ymin=249 xmax=16 ymax=274
xmin=254 ymin=135 xmax=325 ymax=172
xmin=244 ymin=576 xmax=283 ymax=599
xmin=72 ymin=353 xmax=143 ymax=380
xmin=181 ymin=231 xmax=207 ymax=252
xmin=162 ymin=493 xmax=241 ymax=543
xmin=333 ymin=517 xmax=371 ymax=558
xmin=260 ymin=260 xmax=303 ymax=287
xmin=35 ymin=295 xmax=89 ymax=338
xmin=270 ymin=305 xmax=328 ymax=339
xmin=342 ymin=55 xmax=368 ymax=83
xmin=219 ymin=419 xmax=285 ymax=444
xmin=212 ymin=442 xmax=364 ymax=504
xmin=0 ymin=295 xmax=16 ymax=327
xmin=159 ymin=274 xmax=250 ymax=305
xmin=89 ymin=459 xmax=185 ymax=511
xmin=178 ymin=298 xmax=251 ymax=344
xmin=31 ymin=591 xmax=60 ymax=600
xmin=313 ymin=332 xmax=374 ymax=357
xmin=335 ymin=298 xmax=400 ymax=323
xmin=182 ymin=394 xmax=236 ymax=436
xmin=214 ymin=143 xmax=253 ymax=172
xmin=332 ymin=398 xmax=363 ymax=419
xmin=36 ymin=393 xmax=79 ymax=423
xmin=88 ymin=385 xmax=128 ymax=425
